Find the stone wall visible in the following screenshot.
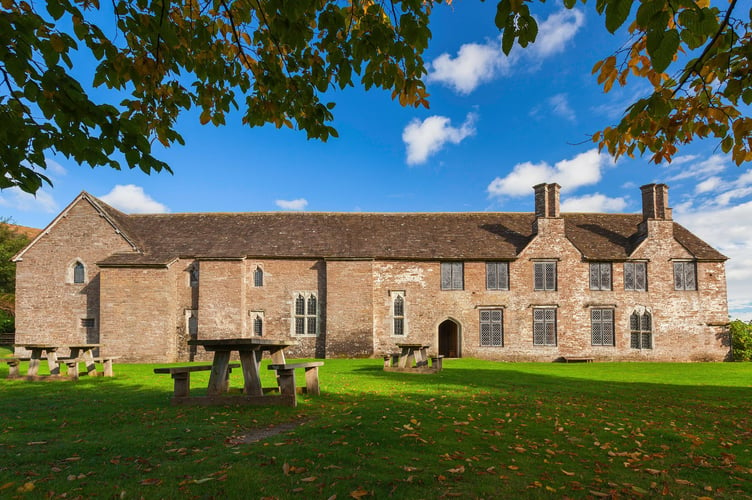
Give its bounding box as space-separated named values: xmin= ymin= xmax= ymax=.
xmin=14 ymin=198 xmax=134 ymax=356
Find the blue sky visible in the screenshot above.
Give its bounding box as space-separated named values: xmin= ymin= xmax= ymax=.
xmin=3 ymin=1 xmax=751 ymax=318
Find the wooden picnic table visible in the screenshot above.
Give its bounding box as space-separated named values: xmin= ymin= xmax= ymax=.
xmin=383 ymin=343 xmax=443 ymax=373
xmin=186 ymin=338 xmax=299 ymax=406
xmin=13 ymin=343 xmax=102 ymax=377
xmin=395 ymin=343 xmax=430 ymax=368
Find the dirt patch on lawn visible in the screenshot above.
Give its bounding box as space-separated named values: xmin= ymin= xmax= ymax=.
xmin=227 ymin=420 xmax=309 ymax=445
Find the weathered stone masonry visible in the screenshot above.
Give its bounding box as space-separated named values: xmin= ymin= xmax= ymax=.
xmin=13 ymin=183 xmax=730 ymax=362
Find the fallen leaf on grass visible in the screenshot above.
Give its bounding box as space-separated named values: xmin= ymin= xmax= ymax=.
xmin=447 ymin=466 xmax=465 ymax=474
xmin=561 ymin=469 xmax=575 ymax=476
xmin=193 ymin=478 xmax=214 ymax=484
xmin=300 ymin=476 xmax=317 ymax=482
xmin=16 ymin=482 xmax=35 ymax=493
xmin=139 ymin=478 xmax=163 ymax=486
xmin=0 ymin=483 xmax=14 ymax=491
xmin=350 ymin=488 xmax=368 ymax=498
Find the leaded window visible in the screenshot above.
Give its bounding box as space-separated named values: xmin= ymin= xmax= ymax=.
xmin=294 ymin=293 xmax=318 ymax=335
xmin=393 ymin=295 xmax=405 ymax=336
xmin=189 ymin=264 xmax=199 ymax=287
xmin=486 ymin=262 xmax=509 ymax=290
xmin=534 ymin=262 xmax=556 ymax=291
xmin=253 ymin=266 xmax=264 ymax=287
xmin=674 ymin=261 xmax=697 ymax=290
xmin=480 ymin=309 xmax=503 ymax=346
xmin=441 ymin=262 xmax=464 ymax=290
xmin=533 ymin=308 xmax=557 ymax=345
xmin=591 ymin=308 xmax=614 ymax=346
xmin=624 ymin=262 xmax=647 ymax=291
xmin=589 ymin=263 xmax=612 ymax=290
xmin=73 ymin=262 xmax=85 ymax=284
xmin=253 ymin=315 xmax=263 ymax=336
xmin=630 ymin=310 xmax=652 ymax=349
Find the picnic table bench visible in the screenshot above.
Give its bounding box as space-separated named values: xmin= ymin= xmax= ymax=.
xmin=383 ymin=344 xmax=442 ymax=373
xmin=154 ymin=363 xmax=241 ymax=399
xmin=267 ymin=361 xmax=324 ymax=396
xmin=6 ymin=344 xmax=117 ymax=379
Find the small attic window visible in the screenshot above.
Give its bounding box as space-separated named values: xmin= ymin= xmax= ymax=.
xmin=73 ymin=262 xmax=85 ymax=284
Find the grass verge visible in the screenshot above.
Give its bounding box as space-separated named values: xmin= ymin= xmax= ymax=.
xmin=0 ymin=359 xmax=750 ymax=498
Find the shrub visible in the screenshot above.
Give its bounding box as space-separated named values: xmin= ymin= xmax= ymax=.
xmin=0 ymin=310 xmax=12 ymax=334
xmin=730 ymin=319 xmax=752 ymax=361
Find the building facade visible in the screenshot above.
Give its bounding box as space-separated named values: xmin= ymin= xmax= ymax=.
xmin=12 ymin=183 xmax=731 ymax=362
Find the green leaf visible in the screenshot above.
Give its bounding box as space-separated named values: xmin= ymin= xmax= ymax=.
xmin=605 ymin=0 xmax=635 ymax=33
xmin=495 ymin=0 xmax=511 ymax=30
xmin=647 ymin=28 xmax=679 ymax=73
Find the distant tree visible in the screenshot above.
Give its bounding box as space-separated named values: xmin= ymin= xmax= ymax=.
xmin=729 ymin=319 xmax=752 ymax=361
xmin=0 ymin=221 xmax=31 ymax=333
xmin=1 ymin=0 xmax=750 ymax=194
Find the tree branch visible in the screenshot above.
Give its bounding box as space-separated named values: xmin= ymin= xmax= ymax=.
xmin=672 ymin=0 xmax=739 ymax=98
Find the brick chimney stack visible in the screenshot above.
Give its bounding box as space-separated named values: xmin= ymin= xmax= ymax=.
xmin=534 ymin=183 xmax=561 ymax=218
xmin=641 ymin=183 xmax=672 ymax=221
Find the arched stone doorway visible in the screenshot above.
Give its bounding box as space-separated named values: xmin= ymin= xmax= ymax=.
xmin=438 ymin=319 xmax=460 ymax=358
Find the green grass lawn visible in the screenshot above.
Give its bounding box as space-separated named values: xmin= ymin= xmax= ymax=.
xmin=0 ymin=358 xmax=750 ymax=499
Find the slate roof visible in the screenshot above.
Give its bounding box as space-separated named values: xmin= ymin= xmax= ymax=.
xmin=80 ymin=193 xmax=726 ymax=266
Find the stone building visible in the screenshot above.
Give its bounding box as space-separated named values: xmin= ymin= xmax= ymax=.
xmin=12 ymin=183 xmax=730 ymax=362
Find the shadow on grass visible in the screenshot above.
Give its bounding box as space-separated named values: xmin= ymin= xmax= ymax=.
xmin=0 ymin=359 xmax=750 ymax=498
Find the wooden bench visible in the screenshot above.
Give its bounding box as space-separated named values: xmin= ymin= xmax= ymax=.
xmin=154 ymin=363 xmax=240 ymax=398
xmin=383 ymin=353 xmax=400 ymax=368
xmin=267 ymin=361 xmax=324 ymax=396
xmin=2 ymin=358 xmax=25 ymax=378
xmin=60 ymin=356 xmax=121 ymax=378
xmin=563 ymin=357 xmax=594 ymax=363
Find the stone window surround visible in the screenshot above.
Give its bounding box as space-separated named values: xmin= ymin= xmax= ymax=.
xmin=292 ymin=292 xmax=318 ymax=336
xmin=391 ymin=290 xmax=406 ymax=337
xmin=532 ymin=306 xmax=557 ymax=346
xmin=441 ymin=262 xmax=464 ymax=290
xmin=589 ymin=262 xmax=612 ymax=291
xmin=486 ymin=261 xmax=510 ymax=291
xmin=624 ymin=261 xmax=648 ymax=291
xmin=67 ymin=259 xmax=87 ymax=284
xmin=252 ymin=264 xmax=264 ymax=287
xmin=251 ymin=310 xmax=264 ymax=336
xmin=479 ymin=308 xmax=504 ymax=347
xmin=590 ymin=307 xmax=615 ymax=346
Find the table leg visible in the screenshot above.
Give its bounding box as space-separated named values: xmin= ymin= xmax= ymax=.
xmin=398 ymin=347 xmax=409 ymax=368
xmin=46 ymin=349 xmax=61 ymax=375
xmin=269 ymin=347 xmax=286 ymax=365
xmin=82 ymin=349 xmax=97 ymax=376
xmin=240 ymin=350 xmax=264 ymax=396
xmin=207 ymin=351 xmax=231 ymax=396
xmin=27 ymin=349 xmax=42 ymax=376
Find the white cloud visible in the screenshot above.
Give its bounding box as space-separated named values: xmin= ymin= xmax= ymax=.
xmin=560 ymin=193 xmax=627 ymax=212
xmin=695 ymin=176 xmax=722 ymax=194
xmin=45 ymin=158 xmax=67 ymax=176
xmin=487 ymin=149 xmax=611 ymax=197
xmin=427 ymin=42 xmax=506 ymax=95
xmin=99 ymin=185 xmax=169 ymax=213
xmin=276 ymin=198 xmax=308 ymax=210
xmin=667 ymin=154 xmax=728 ymax=181
xmin=427 ymin=8 xmax=584 ymax=94
xmin=0 ymin=187 xmax=59 ymax=213
xmin=403 ymin=113 xmax=477 ymax=165
xmin=675 ymin=200 xmax=752 ymax=320
xmin=547 ymin=94 xmax=576 ymax=122
xmin=528 ymin=9 xmax=586 ymax=60
xmin=670 ymin=165 xmax=752 ymax=320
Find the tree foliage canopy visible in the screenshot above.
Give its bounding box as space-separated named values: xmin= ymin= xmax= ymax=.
xmin=0 ymin=221 xmax=31 ymax=321
xmin=1 ymin=0 xmax=750 ymax=193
